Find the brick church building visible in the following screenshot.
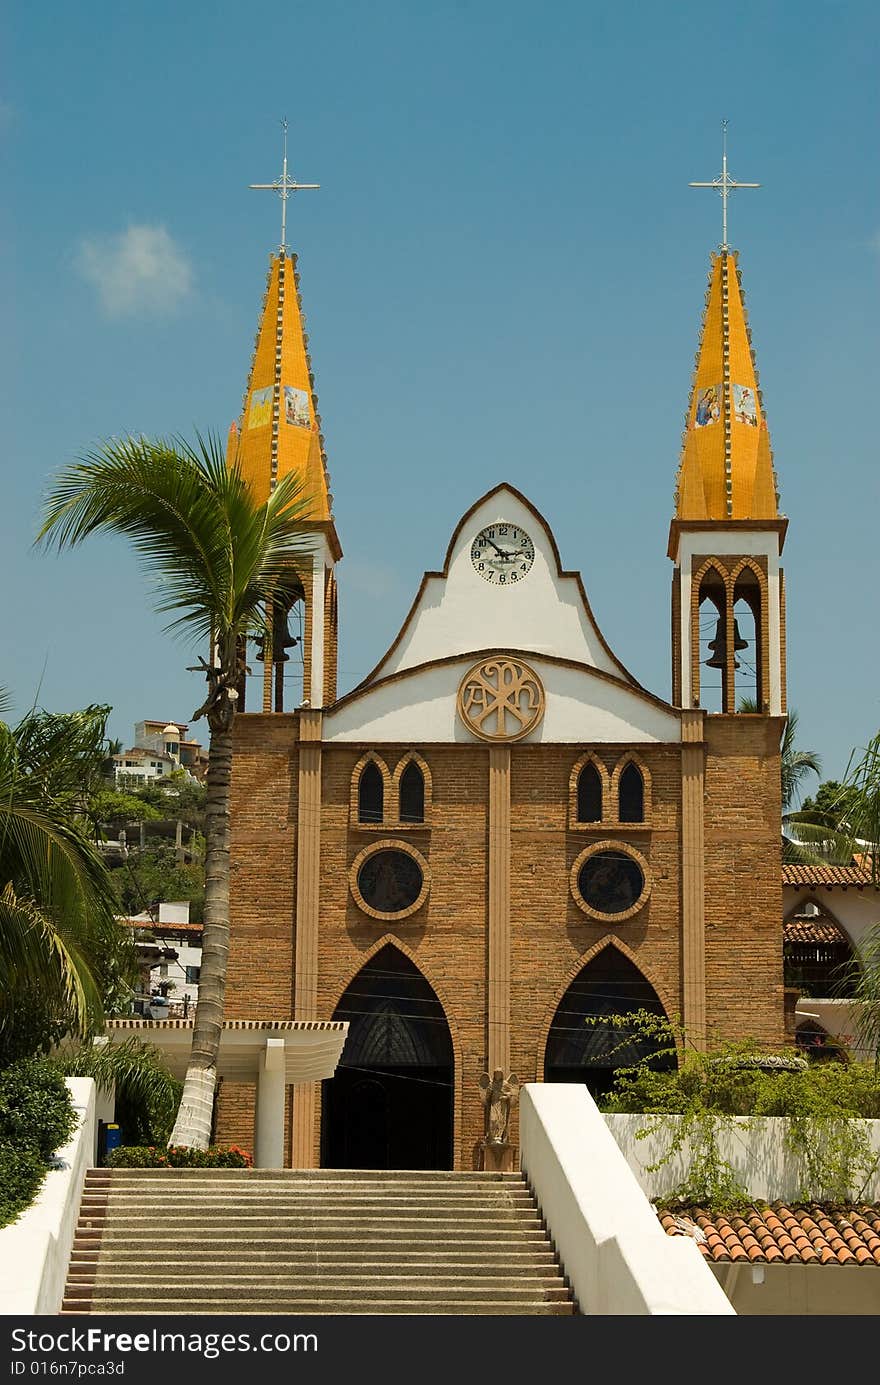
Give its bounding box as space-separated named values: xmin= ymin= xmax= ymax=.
xmin=216 ymin=214 xmax=788 ymax=1170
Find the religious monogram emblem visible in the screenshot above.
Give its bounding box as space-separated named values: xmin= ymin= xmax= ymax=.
xmin=457 ymin=658 xmax=545 ymax=742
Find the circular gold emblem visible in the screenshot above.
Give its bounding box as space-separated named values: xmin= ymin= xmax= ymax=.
xmin=457 ymin=658 xmax=545 ymax=742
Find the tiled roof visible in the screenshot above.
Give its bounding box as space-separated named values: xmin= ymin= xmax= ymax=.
xmin=783 ymin=916 xmax=849 ymax=945
xmin=119 ymin=918 xmax=203 ymax=934
xmin=782 ymin=863 xmax=877 ymax=887
xmin=659 ymin=1204 xmax=880 ymax=1266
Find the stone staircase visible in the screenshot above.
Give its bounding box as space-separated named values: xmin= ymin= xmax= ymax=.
xmin=61 ymin=1168 xmax=577 ymax=1315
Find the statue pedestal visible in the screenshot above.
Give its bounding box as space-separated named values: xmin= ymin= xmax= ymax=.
xmin=480 ymin=1139 xmax=515 ymax=1172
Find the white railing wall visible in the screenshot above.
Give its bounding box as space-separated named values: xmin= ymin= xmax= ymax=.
xmin=0 ymin=1078 xmax=96 ymax=1316
xmin=605 ymin=1113 xmax=880 ymax=1203
xmin=519 ymin=1083 xmax=734 ymax=1315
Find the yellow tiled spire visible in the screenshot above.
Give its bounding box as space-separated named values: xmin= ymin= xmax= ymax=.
xmin=674 ymin=250 xmax=779 ymax=520
xmin=227 ymin=252 xmax=337 ymax=545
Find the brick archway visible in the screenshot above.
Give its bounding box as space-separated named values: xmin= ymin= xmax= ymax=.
xmin=536 ymin=937 xmax=676 ymax=1097
xmin=322 ymin=941 xmax=460 ymax=1170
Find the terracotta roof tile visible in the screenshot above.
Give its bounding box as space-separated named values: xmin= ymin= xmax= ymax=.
xmin=660 ymin=1204 xmax=880 ymax=1266
xmin=782 ymin=864 xmax=877 ymax=888
xmin=783 ymin=916 xmax=849 ymax=945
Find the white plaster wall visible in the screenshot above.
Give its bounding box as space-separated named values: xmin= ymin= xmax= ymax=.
xmin=794 ymin=999 xmax=876 ymax=1062
xmin=606 ymin=1113 xmax=880 ymax=1202
xmin=325 ymin=656 xmax=680 ymax=744
xmin=783 ymin=886 xmax=880 ymax=951
xmin=676 ymin=529 xmax=783 ymax=716
xmin=713 ymin=1262 xmax=880 ymax=1316
xmin=153 ymin=939 xmax=201 ymax=1009
xmin=519 ymin=1084 xmax=734 ymax=1315
xmin=678 ymin=531 xmax=782 ymax=562
xmin=0 ymin=1078 xmax=95 ymax=1316
xmin=377 ymin=489 xmax=630 ymax=681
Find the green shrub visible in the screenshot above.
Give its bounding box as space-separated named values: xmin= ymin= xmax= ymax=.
xmin=0 ymin=1144 xmax=48 ymax=1228
xmin=106 ymin=1144 xmax=252 ymax=1169
xmin=0 ymin=1058 xmax=76 ymax=1159
xmin=596 ymin=1012 xmax=880 ymax=1208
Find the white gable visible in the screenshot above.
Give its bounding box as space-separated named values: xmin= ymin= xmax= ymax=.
xmin=370 ymin=487 xmax=631 ymax=683
xmin=325 ymin=657 xmax=680 ymax=745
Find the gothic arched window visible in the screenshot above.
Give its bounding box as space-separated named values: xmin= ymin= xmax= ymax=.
xmin=358 ymin=762 xmax=384 ymax=824
xmin=399 ymin=761 xmax=425 ymax=824
xmin=618 ymin=763 xmax=644 ymax=823
xmin=576 ymin=763 xmax=603 ymax=823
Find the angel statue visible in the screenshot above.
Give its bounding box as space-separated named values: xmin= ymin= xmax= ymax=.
xmin=478 ymin=1069 xmax=520 ymax=1146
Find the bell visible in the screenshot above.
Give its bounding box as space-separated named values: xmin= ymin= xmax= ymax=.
xmin=273 ymin=615 xmax=299 ymax=664
xmin=704 ymin=616 xmax=747 ymax=669
xmin=253 ymin=618 xmax=299 ymax=663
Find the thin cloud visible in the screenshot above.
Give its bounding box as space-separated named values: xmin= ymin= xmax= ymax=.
xmin=76 ymin=224 xmax=193 ymax=317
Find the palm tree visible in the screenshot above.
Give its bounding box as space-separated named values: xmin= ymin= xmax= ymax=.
xmin=38 ymin=434 xmax=313 ymax=1148
xmin=0 ymin=700 xmax=129 ymax=1063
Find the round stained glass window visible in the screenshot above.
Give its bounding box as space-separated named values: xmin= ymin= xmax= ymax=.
xmin=357 ymin=849 xmax=424 ymax=916
xmin=577 ymin=850 xmax=645 ymax=916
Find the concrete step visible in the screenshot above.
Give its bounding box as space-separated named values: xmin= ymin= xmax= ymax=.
xmin=81 ymin=1193 xmax=535 ymax=1211
xmin=62 ymin=1301 xmax=576 ymax=1316
xmin=69 ymin=1249 xmax=560 ymax=1267
xmin=65 ymin=1169 xmax=576 ymax=1317
xmin=65 ymin=1283 xmax=572 ymax=1305
xmin=69 ymin=1264 xmax=566 ymax=1283
xmin=74 ymin=1215 xmax=545 ymax=1232
xmin=82 ymin=1174 xmax=523 ymax=1185
xmin=67 ymin=1273 xmax=569 ymax=1292
xmin=75 ymin=1234 xmax=554 ymax=1257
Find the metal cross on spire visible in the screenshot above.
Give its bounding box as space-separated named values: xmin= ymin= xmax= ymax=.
xmin=690 ymin=120 xmax=759 ymax=251
xmin=249 ymin=119 xmax=319 ymax=254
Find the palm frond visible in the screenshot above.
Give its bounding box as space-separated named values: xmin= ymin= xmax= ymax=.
xmin=842 ymin=925 xmax=880 ymax=1064
xmin=38 ymin=434 xmax=316 ymax=654
xmin=57 ymin=1036 xmax=181 ymax=1126
xmin=0 ymin=885 xmax=97 ymax=1038
xmin=841 ymin=733 xmax=880 ymax=884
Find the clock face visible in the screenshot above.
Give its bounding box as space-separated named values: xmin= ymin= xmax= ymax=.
xmin=470 ymin=522 xmax=535 ymax=585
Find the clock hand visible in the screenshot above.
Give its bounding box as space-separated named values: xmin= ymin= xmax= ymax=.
xmin=483 ymin=536 xmax=508 ymax=558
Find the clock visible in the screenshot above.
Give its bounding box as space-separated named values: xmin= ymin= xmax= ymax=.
xmin=470 ymin=522 xmax=535 ymax=586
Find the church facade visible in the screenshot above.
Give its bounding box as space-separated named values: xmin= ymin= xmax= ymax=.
xmin=217 ymin=233 xmax=789 ymax=1170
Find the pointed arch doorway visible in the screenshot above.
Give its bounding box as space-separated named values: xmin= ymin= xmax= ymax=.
xmin=544 ymin=947 xmax=675 ymax=1101
xmin=321 ymin=946 xmax=454 ymax=1169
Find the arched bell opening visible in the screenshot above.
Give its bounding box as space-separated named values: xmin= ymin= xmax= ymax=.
xmin=249 ymin=578 xmax=306 ymax=713
xmin=321 ymin=945 xmax=454 ymax=1169
xmin=732 ymin=567 xmax=763 ymax=711
xmin=697 ymin=570 xmax=726 ymax=714
xmin=544 ymin=949 xmax=675 ymax=1101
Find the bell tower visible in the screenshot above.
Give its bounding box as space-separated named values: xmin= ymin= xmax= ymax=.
xmin=227 ymin=126 xmax=342 ymax=712
xmin=670 ymin=140 xmax=786 ymax=716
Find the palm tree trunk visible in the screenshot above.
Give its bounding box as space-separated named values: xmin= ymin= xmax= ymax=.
xmin=168 ymin=718 xmax=233 ymax=1149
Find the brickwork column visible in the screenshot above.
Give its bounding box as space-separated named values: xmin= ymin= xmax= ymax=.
xmin=487 ymin=746 xmax=511 ymax=1077
xmin=291 ymin=708 xmax=323 ymax=1166
xmin=681 ymin=709 xmax=707 ymax=1049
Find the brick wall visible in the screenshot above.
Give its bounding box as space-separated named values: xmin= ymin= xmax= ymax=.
xmin=216 ymin=709 xmax=785 ymax=1164
xmin=702 ymin=714 xmax=785 ymax=1046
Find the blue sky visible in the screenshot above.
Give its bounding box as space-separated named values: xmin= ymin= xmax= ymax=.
xmin=3 ymin=1 xmax=878 ymax=786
